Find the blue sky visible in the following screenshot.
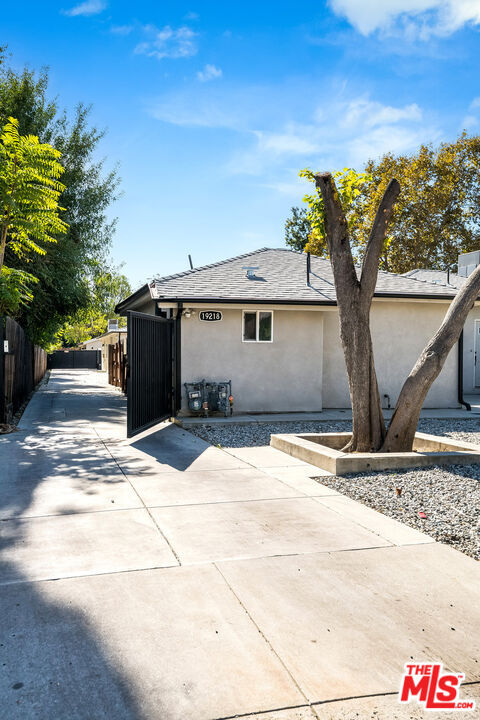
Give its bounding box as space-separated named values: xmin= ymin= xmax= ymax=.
xmin=2 ymin=1 xmax=480 ymax=288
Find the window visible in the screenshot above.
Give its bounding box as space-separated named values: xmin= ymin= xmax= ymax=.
xmin=242 ymin=310 xmax=273 ymax=342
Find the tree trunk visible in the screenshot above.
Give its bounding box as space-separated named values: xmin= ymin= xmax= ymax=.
xmin=315 ymin=173 xmax=400 ymax=452
xmin=338 ymin=299 xmax=386 ymax=451
xmin=0 ymin=221 xmax=8 ymax=272
xmin=382 ymin=262 xmax=480 ymax=452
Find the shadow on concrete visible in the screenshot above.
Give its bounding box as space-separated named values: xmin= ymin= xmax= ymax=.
xmin=0 ymin=391 xmax=145 ymax=718
xmin=129 ymin=423 xmax=211 ymax=472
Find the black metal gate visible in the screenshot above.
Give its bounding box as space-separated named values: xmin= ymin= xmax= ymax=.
xmin=127 ymin=311 xmax=175 ymax=437
xmin=48 ymin=350 xmax=101 ymax=369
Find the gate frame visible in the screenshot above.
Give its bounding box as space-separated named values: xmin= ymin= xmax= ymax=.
xmin=126 ymin=310 xmax=178 ymax=438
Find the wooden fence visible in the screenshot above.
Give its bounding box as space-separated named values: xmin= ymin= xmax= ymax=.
xmin=108 ymin=340 xmax=127 ymax=393
xmin=0 ymin=316 xmax=47 ymax=424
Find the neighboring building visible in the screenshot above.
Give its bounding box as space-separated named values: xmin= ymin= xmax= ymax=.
xmin=79 ymin=320 xmax=127 ymax=371
xmin=404 ymin=261 xmax=480 ymax=398
xmin=116 ymin=247 xmax=480 ymax=415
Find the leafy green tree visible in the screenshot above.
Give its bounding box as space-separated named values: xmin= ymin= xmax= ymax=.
xmin=0 ymin=117 xmax=67 ymax=315
xmin=293 ymin=133 xmax=480 ymax=273
xmin=285 ymin=206 xmax=311 ymax=252
xmin=0 ymin=117 xmax=67 ymax=270
xmin=0 ymin=59 xmax=120 ymax=346
xmin=0 ymin=267 xmax=37 ymax=315
xmin=285 ymin=168 xmax=370 ymax=257
xmin=54 ymin=266 xmax=131 ymax=348
xmin=360 ymin=133 xmax=480 ymax=272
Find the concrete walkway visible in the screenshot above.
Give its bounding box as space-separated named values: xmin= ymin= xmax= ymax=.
xmin=0 ymin=370 xmax=479 ymax=719
xmin=177 ymin=403 xmax=480 ymax=426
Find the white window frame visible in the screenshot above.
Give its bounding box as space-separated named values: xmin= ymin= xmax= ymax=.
xmin=242 ymin=310 xmax=274 ymax=343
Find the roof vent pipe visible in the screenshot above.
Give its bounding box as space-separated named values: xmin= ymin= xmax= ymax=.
xmin=306 ymin=252 xmax=311 ymax=286
xmin=188 ymin=254 xmax=194 ymax=270
xmin=242 ymin=266 xmax=259 ymax=279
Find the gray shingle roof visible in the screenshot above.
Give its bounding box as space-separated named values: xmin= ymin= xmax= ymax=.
xmin=403 ymin=268 xmax=465 ymax=290
xmin=149 ymin=248 xmax=458 ymax=304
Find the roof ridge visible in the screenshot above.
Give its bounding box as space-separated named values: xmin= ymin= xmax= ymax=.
xmin=152 ymin=247 xmax=276 ymax=286
xmin=399 ymin=268 xmax=459 ymax=289
xmin=378 ymin=266 xmax=453 ymax=290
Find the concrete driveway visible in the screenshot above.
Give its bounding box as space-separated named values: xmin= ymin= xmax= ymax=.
xmin=0 ymin=370 xmax=479 ymax=719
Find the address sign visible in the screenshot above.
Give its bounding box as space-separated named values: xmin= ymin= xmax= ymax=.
xmin=199 ymin=311 xmax=223 ymax=322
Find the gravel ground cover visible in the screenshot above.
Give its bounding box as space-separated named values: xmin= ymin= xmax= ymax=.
xmin=187 ymin=417 xmax=480 ymax=560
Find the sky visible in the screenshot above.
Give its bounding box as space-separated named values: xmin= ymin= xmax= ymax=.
xmin=2 ymin=1 xmax=480 ymax=289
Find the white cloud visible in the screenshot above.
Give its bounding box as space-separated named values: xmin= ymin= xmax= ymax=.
xmin=328 ymin=0 xmax=480 ymax=38
xmin=149 ymin=80 xmax=436 ymax=186
xmin=197 ymin=64 xmax=223 ymax=82
xmin=110 ymin=24 xmax=133 ymax=35
xmin=461 ymin=96 xmax=480 ymax=128
xmin=227 ymin=96 xmax=435 ymax=176
xmin=462 ymin=114 xmax=478 ymax=128
xmin=343 ymin=98 xmax=422 ymax=128
xmin=63 ymin=0 xmax=106 ymax=17
xmin=254 ymin=129 xmax=319 ymax=156
xmin=135 ymin=25 xmax=197 ymax=60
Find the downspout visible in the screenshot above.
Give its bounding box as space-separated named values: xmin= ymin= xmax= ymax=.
xmin=306 ymin=252 xmax=311 ymax=286
xmin=173 ymin=301 xmax=182 ymax=417
xmin=458 ymin=330 xmax=471 ymax=411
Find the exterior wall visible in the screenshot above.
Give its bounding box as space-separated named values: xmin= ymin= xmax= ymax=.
xmin=462 ymin=305 xmax=480 ymax=394
xmin=134 ymin=300 xmax=156 ymax=315
xmin=81 ymin=332 xmax=126 ymax=371
xmin=323 ymin=301 xmax=459 ymax=409
xmin=82 ymin=338 xmax=103 ymax=351
xmin=181 ymin=308 xmax=323 ymax=413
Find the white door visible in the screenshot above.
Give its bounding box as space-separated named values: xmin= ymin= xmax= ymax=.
xmin=475 ymin=321 xmax=480 ymax=387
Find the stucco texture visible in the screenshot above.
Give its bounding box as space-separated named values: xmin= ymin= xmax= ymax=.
xmin=323 ymin=300 xmax=459 ymax=409
xmin=461 ymin=305 xmax=480 ymax=394
xmin=181 ymin=308 xmax=323 ymax=413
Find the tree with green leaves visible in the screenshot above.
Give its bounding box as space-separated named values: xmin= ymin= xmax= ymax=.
xmin=288 ymin=133 xmax=480 ymax=273
xmin=284 ymin=206 xmax=311 ymax=252
xmin=0 ymin=117 xmax=67 ymax=313
xmin=361 ymin=133 xmax=480 ymax=273
xmin=0 ymin=54 xmax=120 ymax=346
xmin=285 ymin=168 xmax=370 ymax=256
xmin=54 ymin=266 xmax=131 ymax=348
xmin=316 ymin=171 xmax=480 ymax=453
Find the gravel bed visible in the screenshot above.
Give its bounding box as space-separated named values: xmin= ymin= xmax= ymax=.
xmin=187 ymin=416 xmax=480 ymax=448
xmin=321 ymin=466 xmax=480 ymax=560
xmin=187 ymin=417 xmax=480 ymax=560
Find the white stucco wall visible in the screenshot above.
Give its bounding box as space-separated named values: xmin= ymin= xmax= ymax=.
xmin=322 ymin=300 xmax=459 ymax=408
xmin=462 ymin=305 xmax=480 ymax=394
xmin=181 ymin=308 xmax=324 ymax=413
xmin=81 ymin=332 xmax=126 ymax=371
xmin=122 ymin=296 xmax=469 ymax=412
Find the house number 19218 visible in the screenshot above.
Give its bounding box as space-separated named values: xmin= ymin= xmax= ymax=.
xmin=199 ymin=311 xmax=222 ymax=322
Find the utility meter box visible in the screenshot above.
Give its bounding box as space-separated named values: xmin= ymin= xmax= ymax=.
xmin=184 ymin=379 xmax=233 ymax=417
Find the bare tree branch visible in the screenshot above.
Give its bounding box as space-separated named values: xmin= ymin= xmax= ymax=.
xmin=315 ymin=171 xmax=386 ymax=451
xmin=314 ymin=172 xmax=358 ymax=289
xmin=360 ymin=178 xmax=400 ymax=301
xmin=383 ymin=262 xmax=480 ymax=451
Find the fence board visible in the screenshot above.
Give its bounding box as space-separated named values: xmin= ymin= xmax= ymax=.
xmin=0 ymin=317 xmax=47 ymax=424
xmin=47 ymin=350 xmax=101 ymax=369
xmin=108 ymin=340 xmax=126 ymax=393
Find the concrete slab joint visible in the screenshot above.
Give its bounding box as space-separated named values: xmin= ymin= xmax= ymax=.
xmin=271 ymin=431 xmax=480 ymax=475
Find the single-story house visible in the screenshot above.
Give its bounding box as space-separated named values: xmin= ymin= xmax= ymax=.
xmin=79 ymin=320 xmax=127 ymax=371
xmin=116 ymin=247 xmax=480 ymax=415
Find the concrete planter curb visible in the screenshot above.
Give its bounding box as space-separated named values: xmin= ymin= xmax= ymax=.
xmin=270 ymin=431 xmax=480 ymax=475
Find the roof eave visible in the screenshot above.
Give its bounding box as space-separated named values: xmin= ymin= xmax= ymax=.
xmin=152 ymin=291 xmax=458 ymax=305
xmin=115 ymin=284 xmax=153 ymax=314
